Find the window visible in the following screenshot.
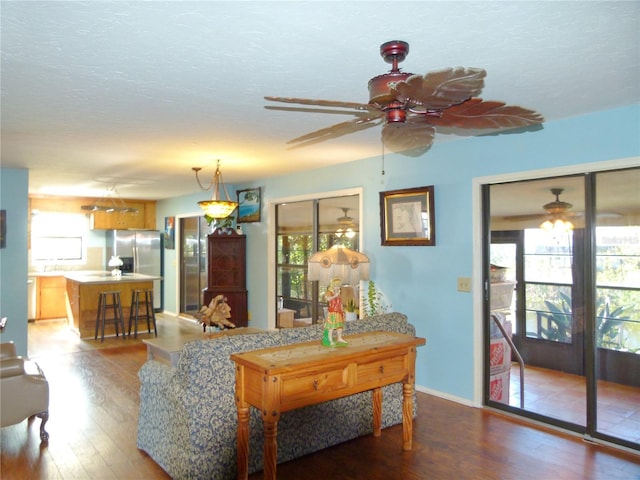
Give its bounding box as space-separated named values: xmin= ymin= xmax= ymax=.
xmin=523 ymin=228 xmax=574 ymax=343
xmin=595 ymin=226 xmax=640 ymax=352
xmin=31 ymin=212 xmax=88 ymax=266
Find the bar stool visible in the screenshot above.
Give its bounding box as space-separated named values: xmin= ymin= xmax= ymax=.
xmin=128 ymin=289 xmax=157 ymax=338
xmin=94 ymin=291 xmax=125 ymax=342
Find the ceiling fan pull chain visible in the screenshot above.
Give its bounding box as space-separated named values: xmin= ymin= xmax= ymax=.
xmin=380 ymin=138 xmax=387 ymax=186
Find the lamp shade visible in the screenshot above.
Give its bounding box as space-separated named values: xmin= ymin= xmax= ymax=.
xmin=308 ymin=245 xmax=370 ymax=286
xmin=198 ymin=200 xmax=238 ymax=219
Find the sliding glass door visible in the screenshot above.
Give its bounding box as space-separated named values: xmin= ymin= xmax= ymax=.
xmin=593 ymin=169 xmax=640 ymax=446
xmin=485 ymin=167 xmax=640 ymax=450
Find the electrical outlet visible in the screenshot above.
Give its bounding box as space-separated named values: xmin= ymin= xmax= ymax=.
xmin=457 ymin=277 xmax=471 ymax=292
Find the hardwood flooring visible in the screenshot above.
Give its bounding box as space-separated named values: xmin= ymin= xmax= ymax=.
xmin=1 ymin=316 xmax=638 ymax=479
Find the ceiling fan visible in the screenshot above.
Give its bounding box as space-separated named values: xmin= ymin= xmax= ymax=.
xmin=336 ymin=208 xmax=357 ymax=238
xmin=265 ymin=40 xmax=544 ymax=156
xmin=500 ymin=188 xmax=577 ymax=223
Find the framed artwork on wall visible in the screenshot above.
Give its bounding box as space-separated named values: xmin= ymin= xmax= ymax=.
xmin=380 ymin=185 xmax=435 ymax=246
xmin=164 ymin=216 xmax=175 ymax=249
xmin=0 ymin=210 xmax=5 ymax=248
xmin=237 ymin=188 xmax=261 ymax=223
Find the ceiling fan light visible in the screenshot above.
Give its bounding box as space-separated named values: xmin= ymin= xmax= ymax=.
xmin=541 ymin=217 xmax=574 ymax=233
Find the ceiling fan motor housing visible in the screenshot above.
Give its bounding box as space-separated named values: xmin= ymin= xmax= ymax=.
xmin=543 ymin=188 xmax=573 ymax=214
xmin=368 ymin=40 xmax=414 ymax=111
xmin=368 ymin=71 xmax=413 ymax=107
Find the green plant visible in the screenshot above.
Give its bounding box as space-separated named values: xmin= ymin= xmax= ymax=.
xmin=204 ymin=214 xmax=235 ymax=231
xmin=596 ymin=298 xmax=634 ymax=352
xmin=361 ymin=280 xmax=391 ymax=318
xmin=541 ymin=291 xmax=573 ymax=342
xmin=345 ymin=299 xmax=358 ymax=313
xmin=541 ymin=293 xmax=637 ymax=352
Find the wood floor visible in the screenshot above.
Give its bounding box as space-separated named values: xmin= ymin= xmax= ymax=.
xmin=1 ymin=316 xmax=638 ymax=479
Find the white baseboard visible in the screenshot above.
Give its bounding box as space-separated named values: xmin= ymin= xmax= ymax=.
xmin=415 ymin=384 xmax=479 ymax=408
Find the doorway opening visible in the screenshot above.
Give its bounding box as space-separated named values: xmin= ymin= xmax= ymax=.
xmin=178 ymin=215 xmax=208 ymax=319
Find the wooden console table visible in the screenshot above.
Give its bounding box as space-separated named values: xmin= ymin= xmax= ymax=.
xmin=230 ymin=331 xmax=426 ymax=480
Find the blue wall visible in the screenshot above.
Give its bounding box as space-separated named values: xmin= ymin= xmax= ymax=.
xmin=2 ymin=106 xmax=637 ymax=399
xmin=157 ymin=105 xmax=640 ymax=402
xmin=0 ymin=168 xmax=29 ymax=355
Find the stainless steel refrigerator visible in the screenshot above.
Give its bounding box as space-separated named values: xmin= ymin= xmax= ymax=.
xmin=106 ymin=230 xmax=163 ymax=310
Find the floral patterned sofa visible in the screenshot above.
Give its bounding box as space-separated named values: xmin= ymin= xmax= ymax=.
xmin=137 ymin=312 xmax=416 ymax=479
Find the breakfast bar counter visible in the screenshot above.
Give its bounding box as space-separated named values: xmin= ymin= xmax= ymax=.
xmin=65 ymin=272 xmax=162 ymax=339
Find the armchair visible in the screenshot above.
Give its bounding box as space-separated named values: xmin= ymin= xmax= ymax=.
xmin=0 ymin=342 xmax=49 ymax=442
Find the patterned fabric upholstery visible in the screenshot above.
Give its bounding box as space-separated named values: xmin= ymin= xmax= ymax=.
xmin=137 ymin=312 xmax=416 ymax=479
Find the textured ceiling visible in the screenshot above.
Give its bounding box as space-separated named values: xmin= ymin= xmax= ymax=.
xmin=1 ymin=1 xmax=639 ymax=200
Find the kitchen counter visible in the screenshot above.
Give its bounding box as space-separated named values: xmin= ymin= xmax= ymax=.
xmin=64 ymin=271 xmax=162 ymax=284
xmin=65 ymin=272 xmax=162 ymax=339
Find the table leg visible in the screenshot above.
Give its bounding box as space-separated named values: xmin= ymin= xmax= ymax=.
xmin=263 ymin=419 xmax=278 ymax=480
xmin=402 ymin=382 xmax=414 ymax=451
xmin=236 ymin=405 xmax=250 ymax=480
xmin=372 ymin=387 xmax=382 ymax=437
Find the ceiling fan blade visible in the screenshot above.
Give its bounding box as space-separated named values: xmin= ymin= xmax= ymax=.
xmin=429 ymin=98 xmax=544 ymax=129
xmin=381 ymin=121 xmax=435 ymax=157
xmin=286 ymin=114 xmax=384 ymax=148
xmin=265 ymin=105 xmax=374 ymax=116
xmin=265 ymin=96 xmax=376 ymax=112
xmin=392 ymin=67 xmax=486 ymax=109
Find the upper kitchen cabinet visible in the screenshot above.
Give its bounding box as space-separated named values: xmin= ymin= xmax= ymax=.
xmin=29 ymin=196 xmax=157 ymax=230
xmin=90 ymin=201 xmax=156 ymax=230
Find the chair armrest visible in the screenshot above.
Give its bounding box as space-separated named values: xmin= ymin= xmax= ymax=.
xmin=1 ymin=357 xmax=26 ymax=378
xmin=0 ymin=342 xmax=18 ymax=360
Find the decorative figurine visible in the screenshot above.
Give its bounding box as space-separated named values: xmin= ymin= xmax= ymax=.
xmin=197 ymin=294 xmax=236 ymax=331
xmin=322 ymin=277 xmax=348 ymax=347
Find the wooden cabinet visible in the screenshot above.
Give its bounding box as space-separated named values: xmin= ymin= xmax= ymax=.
xmin=204 ymin=231 xmax=248 ymax=327
xmin=37 ymin=276 xmax=67 ymax=320
xmin=90 ymin=201 xmax=156 ymax=230
xmin=29 ymin=195 xmax=157 ymax=230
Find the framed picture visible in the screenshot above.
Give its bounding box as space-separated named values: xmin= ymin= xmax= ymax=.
xmin=237 ymin=187 xmax=261 ymax=223
xmin=0 ymin=210 xmax=5 ymax=249
xmin=380 ymin=186 xmax=435 ymax=246
xmin=164 ymin=216 xmax=175 ymax=249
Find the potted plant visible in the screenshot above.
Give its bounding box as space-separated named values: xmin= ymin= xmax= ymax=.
xmin=344 ymin=299 xmax=358 ymax=321
xmin=361 ymin=280 xmax=391 ymax=318
xmin=205 ymin=214 xmax=236 ymax=234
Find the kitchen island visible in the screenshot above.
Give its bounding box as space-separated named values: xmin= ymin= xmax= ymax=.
xmin=65 ymin=272 xmax=162 ymax=339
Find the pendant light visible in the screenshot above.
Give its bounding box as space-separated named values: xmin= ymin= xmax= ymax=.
xmin=80 ymin=185 xmax=139 ymax=213
xmin=192 ymin=160 xmax=238 ymax=219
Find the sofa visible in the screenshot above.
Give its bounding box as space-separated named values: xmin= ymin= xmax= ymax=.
xmin=137 ymin=312 xmax=417 ymax=479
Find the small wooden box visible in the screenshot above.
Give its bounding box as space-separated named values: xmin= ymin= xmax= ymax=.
xmin=277 ymin=308 xmax=295 ymax=328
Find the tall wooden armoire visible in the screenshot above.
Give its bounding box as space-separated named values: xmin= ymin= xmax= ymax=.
xmin=203 ymin=230 xmax=248 ymax=327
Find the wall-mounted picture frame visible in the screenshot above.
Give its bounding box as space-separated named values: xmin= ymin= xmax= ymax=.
xmin=237 ymin=187 xmax=261 ymax=223
xmin=380 ymin=185 xmax=435 ymax=246
xmin=164 ymin=216 xmax=175 ymax=249
xmin=0 ymin=210 xmax=6 ymax=249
